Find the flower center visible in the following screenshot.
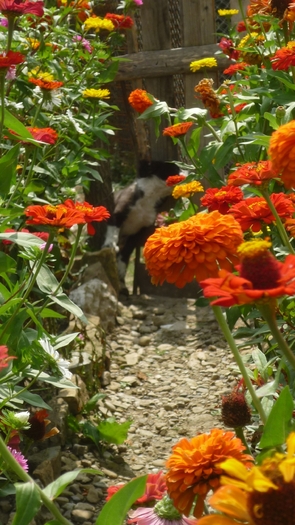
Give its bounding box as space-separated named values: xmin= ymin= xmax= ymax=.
xmin=237 ymin=240 xmax=281 ymax=289
xmin=248 ymin=481 xmax=295 ymax=525
xmin=154 ymin=495 xmax=182 ymax=520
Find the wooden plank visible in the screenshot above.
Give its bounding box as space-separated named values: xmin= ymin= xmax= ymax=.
xmin=139 ymin=0 xmax=178 ymax=161
xmin=115 ymin=44 xmax=230 ymax=81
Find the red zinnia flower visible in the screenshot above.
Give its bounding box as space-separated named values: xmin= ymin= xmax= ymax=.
xmin=63 ymin=199 xmax=110 ymax=235
xmin=271 ymin=41 xmax=295 ymax=70
xmin=163 ymin=122 xmax=193 ymax=137
xmin=28 ymin=78 xmax=63 ymax=90
xmin=0 ymin=345 xmax=16 ymax=370
xmin=24 ymin=203 xmax=86 ymax=228
xmin=228 ymin=193 xmax=294 ymax=232
xmin=223 ymin=62 xmax=249 ymax=75
xmin=105 ymin=13 xmax=133 ymax=29
xmin=200 ymin=239 xmax=295 ymax=306
xmin=166 ymin=174 xmax=187 ymax=186
xmin=0 ymin=50 xmax=25 ymax=68
xmin=218 ymin=37 xmax=240 ymax=60
xmin=23 ymin=409 xmax=59 ymax=441
xmin=200 ymin=186 xmax=244 ymax=214
xmin=27 ymin=127 xmax=58 ymax=145
xmin=227 ymin=160 xmax=276 ymax=186
xmin=236 ymin=20 xmax=247 ymax=32
xmin=0 ymin=0 xmax=44 ymax=17
xmin=106 ymin=471 xmax=167 ymax=503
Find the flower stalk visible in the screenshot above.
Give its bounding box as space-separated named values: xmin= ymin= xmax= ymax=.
xmin=212 ymin=305 xmax=267 ymax=424
xmin=258 ymin=302 xmax=295 ymax=370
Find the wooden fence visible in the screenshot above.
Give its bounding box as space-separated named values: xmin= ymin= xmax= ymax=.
xmin=113 ymin=0 xmax=248 ymax=164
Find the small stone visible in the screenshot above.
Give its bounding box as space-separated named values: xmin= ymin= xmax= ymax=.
xmin=71 ymin=509 xmax=94 ymax=522
xmin=138 ymin=336 xmax=151 ymax=347
xmin=125 ymin=352 xmax=139 ymax=366
xmin=101 ymin=468 xmax=118 ymax=479
xmin=86 ymin=486 xmax=100 ymax=504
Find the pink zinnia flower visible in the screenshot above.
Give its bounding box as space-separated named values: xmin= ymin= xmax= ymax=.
xmin=0 ymin=345 xmax=16 ymax=370
xmin=128 ymin=500 xmax=198 ymax=525
xmin=107 ymin=471 xmax=167 ymax=503
xmin=133 ymin=0 xmax=143 ymax=5
xmin=7 ymin=446 xmax=29 ymax=471
xmin=0 ymin=0 xmax=44 ymax=17
xmin=72 ymin=35 xmax=92 ymax=53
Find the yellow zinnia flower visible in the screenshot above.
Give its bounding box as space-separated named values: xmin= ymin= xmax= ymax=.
xmin=172 ymin=181 xmax=204 ymax=199
xmin=190 ymin=58 xmax=217 ymax=72
xmin=198 ymin=432 xmax=295 ymax=525
xmin=218 ymin=9 xmax=239 ymax=16
xmin=82 ymin=88 xmax=111 ymax=99
xmin=84 ymin=17 xmax=114 ymax=32
xmin=28 ymin=68 xmax=54 ymax=82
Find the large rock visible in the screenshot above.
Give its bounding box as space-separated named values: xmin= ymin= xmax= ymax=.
xmin=69 ymin=265 xmax=118 ymax=332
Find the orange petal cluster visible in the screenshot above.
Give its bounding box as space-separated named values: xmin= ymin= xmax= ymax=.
xmin=105 ymin=13 xmax=133 ymax=29
xmin=128 ymin=89 xmax=154 ymax=113
xmin=271 ymin=41 xmax=295 ymax=70
xmin=0 ymin=345 xmax=16 ymax=370
xmin=200 ymin=185 xmax=243 ymax=214
xmin=165 ymin=429 xmax=253 ymax=518
xmin=28 ymin=77 xmax=64 ymax=90
xmin=228 ymin=193 xmax=294 ymax=232
xmin=143 ymin=211 xmax=243 ymax=288
xmin=166 ymin=174 xmax=187 ymax=186
xmin=194 ymin=78 xmax=223 ymax=118
xmin=227 ymin=160 xmax=276 ymax=186
xmin=269 ymin=120 xmax=295 ymax=188
xmin=64 ymin=199 xmax=110 ymax=234
xmin=163 ymin=122 xmax=193 ymax=137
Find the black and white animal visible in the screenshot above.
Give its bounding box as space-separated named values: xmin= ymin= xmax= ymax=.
xmin=104 ymin=159 xmax=181 ymax=292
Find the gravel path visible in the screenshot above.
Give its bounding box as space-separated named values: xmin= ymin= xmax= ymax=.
xmin=4 ymin=293 xmax=240 ymax=525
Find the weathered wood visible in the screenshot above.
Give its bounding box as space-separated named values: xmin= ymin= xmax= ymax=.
xmin=138 ymin=0 xmax=178 ymax=161
xmin=115 ymin=44 xmax=230 ymax=82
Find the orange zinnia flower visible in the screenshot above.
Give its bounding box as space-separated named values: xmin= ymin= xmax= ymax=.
xmin=105 ymin=13 xmax=133 ymax=29
xmin=200 ymin=239 xmax=295 ymax=306
xmin=165 ymin=428 xmax=253 ymax=518
xmin=271 ymin=41 xmax=295 ymax=70
xmin=163 ymin=122 xmax=193 ymax=137
xmin=166 ymin=174 xmax=187 ymax=186
xmin=63 ymin=199 xmax=110 ymax=235
xmin=128 ymin=89 xmax=154 ymax=113
xmin=223 ymin=62 xmax=249 ymax=75
xmin=28 ymin=77 xmax=63 ymax=90
xmin=27 ymin=127 xmax=58 ymax=145
xmin=24 ymin=203 xmax=85 ymax=228
xmin=228 ymin=193 xmax=294 ymax=232
xmin=194 ymin=78 xmax=223 ymax=118
xmin=200 ymin=186 xmax=243 ymax=214
xmin=227 ymin=160 xmax=275 ymax=186
xmin=269 ymin=120 xmax=295 ymax=188
xmin=143 ymin=211 xmax=243 ymax=287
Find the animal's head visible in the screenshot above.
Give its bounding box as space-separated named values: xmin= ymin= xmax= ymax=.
xmin=138 ymin=160 xmax=180 ymax=181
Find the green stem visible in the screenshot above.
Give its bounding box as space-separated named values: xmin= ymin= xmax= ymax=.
xmin=32 ymin=96 xmax=45 ymax=126
xmin=235 ymin=426 xmax=252 ymax=455
xmin=212 ymin=305 xmax=267 ymax=424
xmin=258 ymin=303 xmax=295 ymax=371
xmin=0 ymin=73 xmax=6 ymax=144
xmin=203 ymin=120 xmax=222 ymax=143
xmin=7 ymin=16 xmax=15 ymax=53
xmin=261 ymin=188 xmax=295 ymax=254
xmin=23 ymin=147 xmax=38 ymax=189
xmin=0 ymin=435 xmax=73 ymax=525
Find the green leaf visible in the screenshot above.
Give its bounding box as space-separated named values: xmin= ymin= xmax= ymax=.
xmin=0 ymin=252 xmax=16 ymax=274
xmin=80 ymin=420 xmax=101 ymax=447
xmin=0 ymin=145 xmax=19 ymax=195
xmin=225 ymin=306 xmax=241 ymax=332
xmin=264 ymin=111 xmax=279 ymax=130
xmin=53 ymin=332 xmax=80 ymax=350
xmin=12 ymin=482 xmax=41 ymax=525
xmin=15 ymin=387 xmax=51 ymax=410
xmin=26 ymin=370 xmax=77 ymax=389
xmin=97 ymin=419 xmax=132 ymax=445
xmin=84 ymin=393 xmax=106 ymax=412
xmin=39 ymin=308 xmax=66 ymax=320
xmin=50 ymin=294 xmax=87 ymax=323
xmin=43 ymin=469 xmax=103 ymax=500
xmin=96 ymin=475 xmax=147 ymax=525
xmin=0 ymin=232 xmax=44 ymax=247
xmin=4 ymin=109 xmax=34 ymax=139
xmin=259 ymin=386 xmax=294 ymax=449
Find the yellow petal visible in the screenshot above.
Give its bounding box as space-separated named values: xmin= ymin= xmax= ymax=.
xmin=209 ymin=485 xmax=251 ymax=521
xmin=219 ymin=458 xmax=250 ymax=481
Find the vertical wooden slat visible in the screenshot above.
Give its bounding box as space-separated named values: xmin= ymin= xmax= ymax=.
xmin=138 ymin=1 xmax=178 ymax=161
